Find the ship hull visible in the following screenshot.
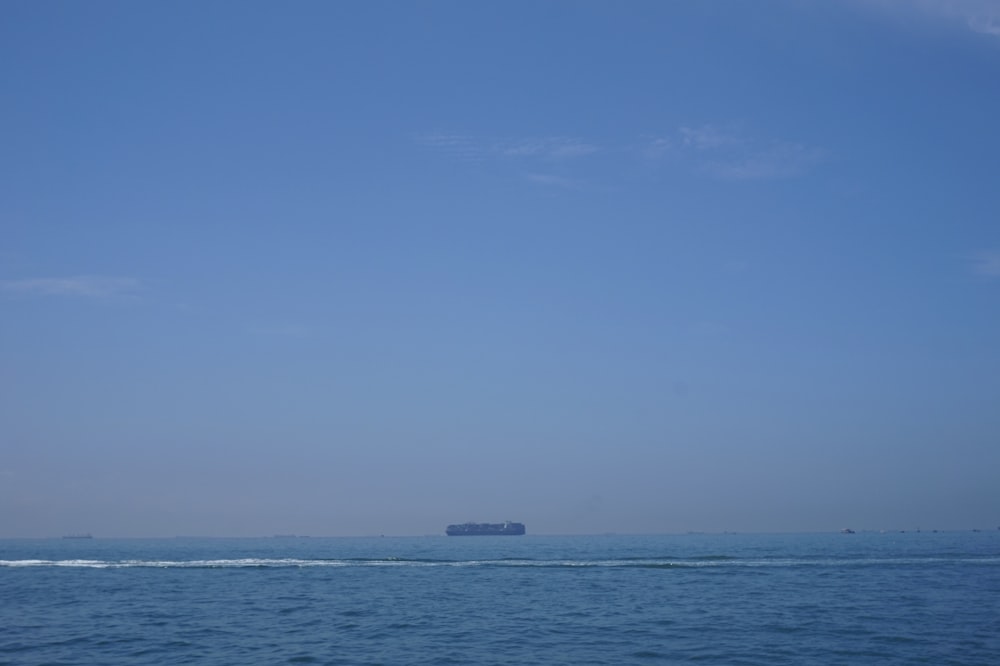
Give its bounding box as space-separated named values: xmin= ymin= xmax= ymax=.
xmin=446 ymin=522 xmax=525 ymax=536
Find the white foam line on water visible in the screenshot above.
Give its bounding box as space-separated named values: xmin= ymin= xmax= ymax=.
xmin=0 ymin=558 xmax=342 ymax=568
xmin=2 ymin=556 xmax=997 ymax=569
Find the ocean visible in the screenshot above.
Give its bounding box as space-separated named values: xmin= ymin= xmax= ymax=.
xmin=2 ymin=532 xmax=998 ymax=665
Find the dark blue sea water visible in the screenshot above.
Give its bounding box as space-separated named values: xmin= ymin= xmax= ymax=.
xmin=2 ymin=532 xmax=998 ymax=665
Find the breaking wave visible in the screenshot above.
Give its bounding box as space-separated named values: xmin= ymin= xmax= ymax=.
xmin=2 ymin=555 xmax=998 ymax=569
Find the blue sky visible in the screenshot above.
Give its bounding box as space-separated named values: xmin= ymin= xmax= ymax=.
xmin=2 ymin=1 xmax=999 ymax=537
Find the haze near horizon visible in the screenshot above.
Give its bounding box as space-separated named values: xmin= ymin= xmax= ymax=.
xmin=2 ymin=1 xmax=999 ymax=538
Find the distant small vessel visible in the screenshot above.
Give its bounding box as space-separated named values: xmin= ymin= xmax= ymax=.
xmin=446 ymin=521 xmax=525 ymax=536
xmin=840 ymin=528 xmax=855 ymax=534
xmin=62 ymin=533 xmax=93 ymax=539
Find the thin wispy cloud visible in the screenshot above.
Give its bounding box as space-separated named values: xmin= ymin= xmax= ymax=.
xmin=859 ymin=0 xmax=1000 ymax=37
xmin=679 ymin=125 xmax=744 ymax=151
xmin=971 ymin=250 xmax=1000 ymax=277
xmin=0 ymin=276 xmax=141 ymax=298
xmin=500 ymin=138 xmax=598 ymax=159
xmin=416 ymin=133 xmax=598 ymax=162
xmin=420 ymin=126 xmax=818 ymax=185
xmin=966 ymin=13 xmax=1000 ymax=35
xmin=917 ymin=0 xmax=1000 ymax=36
xmin=643 ymin=136 xmax=673 ymax=160
xmin=701 ymin=141 xmax=822 ymax=181
xmin=415 ymin=133 xmax=485 ymax=162
xmin=647 ymin=124 xmax=822 ymax=181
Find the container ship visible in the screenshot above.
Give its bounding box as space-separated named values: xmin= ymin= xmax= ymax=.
xmin=446 ymin=521 xmax=526 ymax=536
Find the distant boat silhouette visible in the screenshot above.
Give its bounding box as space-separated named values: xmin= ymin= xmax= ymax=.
xmin=62 ymin=533 xmax=93 ymax=539
xmin=446 ymin=521 xmax=525 ymax=536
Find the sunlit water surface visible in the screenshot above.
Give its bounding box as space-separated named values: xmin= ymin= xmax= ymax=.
xmin=2 ymin=532 xmax=998 ymax=665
